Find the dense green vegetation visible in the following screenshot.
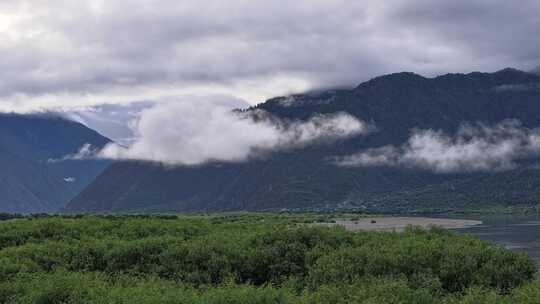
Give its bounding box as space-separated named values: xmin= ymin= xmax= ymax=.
xmin=1 ymin=214 xmax=540 ymax=303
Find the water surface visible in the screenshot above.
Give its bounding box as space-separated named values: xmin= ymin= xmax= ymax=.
xmin=454 ymin=213 xmax=540 ymax=266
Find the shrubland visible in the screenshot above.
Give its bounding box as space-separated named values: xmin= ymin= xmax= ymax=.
xmin=0 ymin=213 xmax=539 ymax=303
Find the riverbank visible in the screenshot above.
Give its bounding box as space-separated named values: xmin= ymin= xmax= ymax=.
xmin=318 ymin=216 xmax=482 ymax=232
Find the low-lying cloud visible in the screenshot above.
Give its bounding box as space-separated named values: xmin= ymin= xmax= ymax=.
xmin=336 ymin=120 xmax=540 ymax=173
xmin=97 ymin=97 xmax=369 ymax=165
xmin=48 ymin=143 xmax=99 ymax=163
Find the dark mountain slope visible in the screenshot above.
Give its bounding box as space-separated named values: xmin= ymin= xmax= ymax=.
xmin=66 ymin=69 xmax=540 ymax=213
xmin=0 ymin=114 xmax=111 ymax=213
xmin=0 ymin=149 xmax=71 ymax=213
xmin=65 ymin=161 xmax=242 ymax=213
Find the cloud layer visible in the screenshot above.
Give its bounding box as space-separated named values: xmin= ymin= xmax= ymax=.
xmin=98 ymin=97 xmax=368 ymax=165
xmin=1 ymin=0 xmax=540 ymax=112
xmin=336 ymin=120 xmax=540 ymax=173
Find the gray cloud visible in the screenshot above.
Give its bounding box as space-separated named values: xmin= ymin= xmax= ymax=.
xmin=98 ymin=96 xmax=368 ymax=165
xmin=336 ymin=120 xmax=540 ymax=173
xmin=1 ymin=0 xmax=540 ymax=112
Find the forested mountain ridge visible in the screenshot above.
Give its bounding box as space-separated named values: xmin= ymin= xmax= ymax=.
xmin=66 ymin=68 xmax=540 ymax=213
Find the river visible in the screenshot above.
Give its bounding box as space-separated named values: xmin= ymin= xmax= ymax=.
xmin=454 ymin=213 xmax=540 ymax=266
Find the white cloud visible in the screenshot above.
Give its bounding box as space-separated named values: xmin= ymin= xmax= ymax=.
xmin=98 ymin=96 xmax=369 ymax=165
xmin=337 ymin=146 xmax=400 ymax=167
xmin=49 ymin=143 xmax=99 ymax=163
xmin=336 ymin=120 xmax=540 ymax=173
xmin=63 ymin=177 xmax=76 ymax=183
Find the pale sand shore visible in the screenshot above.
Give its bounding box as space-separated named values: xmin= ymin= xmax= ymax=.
xmin=320 ymin=217 xmax=482 ymax=232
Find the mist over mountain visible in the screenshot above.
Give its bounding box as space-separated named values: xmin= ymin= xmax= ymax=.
xmin=0 ymin=114 xmax=111 ymax=213
xmin=65 ymin=68 xmax=540 ymax=213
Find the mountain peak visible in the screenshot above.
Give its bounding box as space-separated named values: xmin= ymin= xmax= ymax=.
xmin=366 ymin=71 xmax=426 ymax=83
xmin=352 ymin=72 xmax=427 ymax=93
xmin=493 ymin=67 xmax=536 ymax=77
xmin=496 ymin=67 xmax=524 ymax=73
xmin=492 ymin=67 xmax=540 ymax=83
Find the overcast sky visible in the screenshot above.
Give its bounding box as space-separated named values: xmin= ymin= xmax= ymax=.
xmin=1 ymin=0 xmax=539 ymax=114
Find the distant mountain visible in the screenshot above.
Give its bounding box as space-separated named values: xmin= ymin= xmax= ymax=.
xmin=66 ymin=68 xmax=540 ymax=213
xmin=0 ymin=114 xmax=111 ymax=213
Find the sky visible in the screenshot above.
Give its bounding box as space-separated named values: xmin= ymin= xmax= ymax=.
xmin=2 ymin=1 xmax=540 ymax=167
xmin=1 ymin=0 xmax=540 ymax=114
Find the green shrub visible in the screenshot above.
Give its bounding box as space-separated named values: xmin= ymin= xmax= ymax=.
xmin=0 ymin=215 xmax=538 ymax=303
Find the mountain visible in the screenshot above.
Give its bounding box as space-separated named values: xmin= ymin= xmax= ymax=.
xmin=66 ymin=68 xmax=540 ymax=213
xmin=0 ymin=114 xmax=111 ymax=213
